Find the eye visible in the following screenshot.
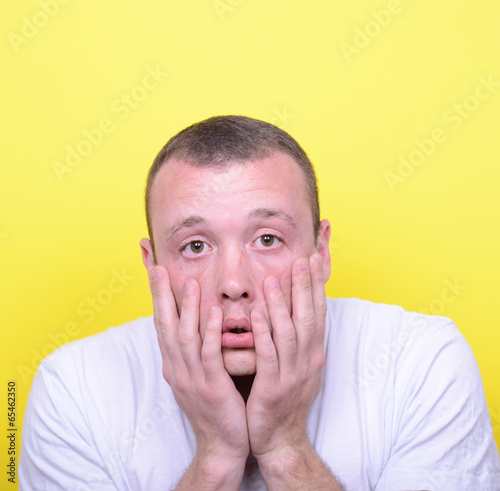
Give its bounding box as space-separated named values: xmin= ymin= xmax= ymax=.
xmin=256 ymin=234 xmax=281 ymax=248
xmin=182 ymin=240 xmax=209 ymax=256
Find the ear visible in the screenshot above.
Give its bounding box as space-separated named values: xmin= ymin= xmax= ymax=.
xmin=140 ymin=237 xmax=156 ymax=270
xmin=316 ymin=219 xmax=332 ymax=283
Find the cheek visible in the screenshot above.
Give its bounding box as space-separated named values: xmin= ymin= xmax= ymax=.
xmin=163 ymin=262 xmax=200 ymax=317
xmin=165 ymin=253 xmax=296 ymax=324
xmin=165 ymin=257 xmax=208 ymax=298
xmin=254 ymin=257 xmax=294 ymax=313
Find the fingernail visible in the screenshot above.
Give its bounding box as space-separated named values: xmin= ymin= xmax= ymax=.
xmin=268 ymin=277 xmax=279 ymax=289
xmin=184 ymin=281 xmax=194 ymax=294
xmin=299 ymin=259 xmax=309 ymax=273
xmin=209 ymin=306 xmax=218 ymax=317
xmin=149 ymin=267 xmax=161 ymax=282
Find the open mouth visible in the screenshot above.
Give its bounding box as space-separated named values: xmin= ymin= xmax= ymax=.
xmin=230 ymin=328 xmax=247 ymax=334
xmin=222 ymin=319 xmax=254 ymax=348
xmin=222 ymin=330 xmax=255 ymax=348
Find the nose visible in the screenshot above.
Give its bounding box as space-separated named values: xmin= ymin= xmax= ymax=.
xmin=216 ymin=246 xmax=253 ymax=303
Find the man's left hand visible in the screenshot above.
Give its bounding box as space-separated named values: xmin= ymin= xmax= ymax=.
xmin=246 ymin=253 xmax=327 ymax=462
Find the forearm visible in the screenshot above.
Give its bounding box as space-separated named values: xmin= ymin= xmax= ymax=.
xmin=175 ymin=452 xmax=246 ymax=491
xmin=256 ymin=442 xmax=344 ymax=491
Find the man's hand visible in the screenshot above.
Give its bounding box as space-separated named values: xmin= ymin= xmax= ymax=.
xmin=247 ymin=253 xmax=326 ymax=457
xmin=148 ymin=266 xmax=249 ymax=489
xmin=247 ymin=253 xmax=341 ymax=489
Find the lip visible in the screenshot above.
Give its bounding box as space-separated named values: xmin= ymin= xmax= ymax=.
xmin=222 ymin=318 xmax=252 ymax=333
xmin=221 ymin=318 xmax=254 ymax=348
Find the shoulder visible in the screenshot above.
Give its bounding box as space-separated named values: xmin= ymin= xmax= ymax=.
xmin=28 ymin=315 xmax=167 ymax=439
xmin=318 ymin=298 xmax=500 ymax=488
xmin=324 ymin=296 xmax=460 ymax=349
xmin=325 ymin=296 xmax=455 ymax=331
xmin=21 ymin=317 xmax=191 ymax=490
xmin=42 ymin=316 xmax=156 ymax=360
xmin=323 ymin=297 xmax=472 ymax=388
xmin=36 ymin=316 xmax=160 ymax=389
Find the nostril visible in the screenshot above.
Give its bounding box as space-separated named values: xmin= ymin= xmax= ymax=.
xmin=222 ymin=292 xmax=248 ymax=299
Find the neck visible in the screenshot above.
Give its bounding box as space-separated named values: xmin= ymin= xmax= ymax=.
xmin=231 ymin=375 xmax=255 ymax=402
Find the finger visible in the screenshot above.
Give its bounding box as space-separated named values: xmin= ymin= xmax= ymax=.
xmin=291 ymin=258 xmax=316 ymax=357
xmin=177 ymin=279 xmax=202 ymax=372
xmin=148 ymin=266 xmax=181 ymax=366
xmin=262 ymin=277 xmax=296 ymax=373
xmin=201 ymin=306 xmax=226 ymax=383
xmin=251 ymin=307 xmax=279 ymax=383
xmin=309 ymin=253 xmax=327 ymax=350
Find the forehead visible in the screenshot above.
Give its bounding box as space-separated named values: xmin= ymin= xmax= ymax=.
xmin=149 ymin=152 xmax=312 ymax=235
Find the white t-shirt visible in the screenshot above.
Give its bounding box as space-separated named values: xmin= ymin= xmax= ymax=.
xmin=19 ymin=298 xmax=500 ymax=490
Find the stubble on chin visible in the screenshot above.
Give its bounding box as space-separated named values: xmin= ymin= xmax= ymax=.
xmin=222 ymin=349 xmax=257 ymax=377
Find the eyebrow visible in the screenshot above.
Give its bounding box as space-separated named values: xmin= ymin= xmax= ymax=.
xmin=164 ymin=207 xmax=297 ymax=241
xmin=248 ymin=208 xmax=297 ymax=229
xmin=164 ymin=216 xmax=207 ymax=240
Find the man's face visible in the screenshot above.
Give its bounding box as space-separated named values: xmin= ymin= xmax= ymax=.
xmin=141 ymin=152 xmax=331 ymax=376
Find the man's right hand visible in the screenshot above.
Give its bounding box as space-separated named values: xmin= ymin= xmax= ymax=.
xmin=148 ymin=266 xmax=249 ymax=489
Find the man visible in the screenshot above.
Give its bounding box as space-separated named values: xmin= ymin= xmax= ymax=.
xmin=20 ymin=116 xmax=500 ymax=490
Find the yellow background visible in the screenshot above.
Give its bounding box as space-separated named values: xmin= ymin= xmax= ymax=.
xmin=1 ymin=1 xmax=499 ymax=487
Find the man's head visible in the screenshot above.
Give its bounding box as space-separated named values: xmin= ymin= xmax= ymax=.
xmin=144 ymin=116 xmax=321 ymax=260
xmin=141 ymin=115 xmax=331 ymax=376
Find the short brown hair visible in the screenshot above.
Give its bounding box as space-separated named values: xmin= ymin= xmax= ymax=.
xmin=145 ymin=115 xmax=320 ymax=254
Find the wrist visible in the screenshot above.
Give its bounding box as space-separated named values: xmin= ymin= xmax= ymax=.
xmin=254 ymin=442 xmax=343 ymax=490
xmin=255 ymin=441 xmax=312 ymax=478
xmin=185 ymin=450 xmax=247 ymax=490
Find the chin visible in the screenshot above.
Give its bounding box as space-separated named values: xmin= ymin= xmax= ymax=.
xmin=222 ymin=348 xmax=256 ymax=376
